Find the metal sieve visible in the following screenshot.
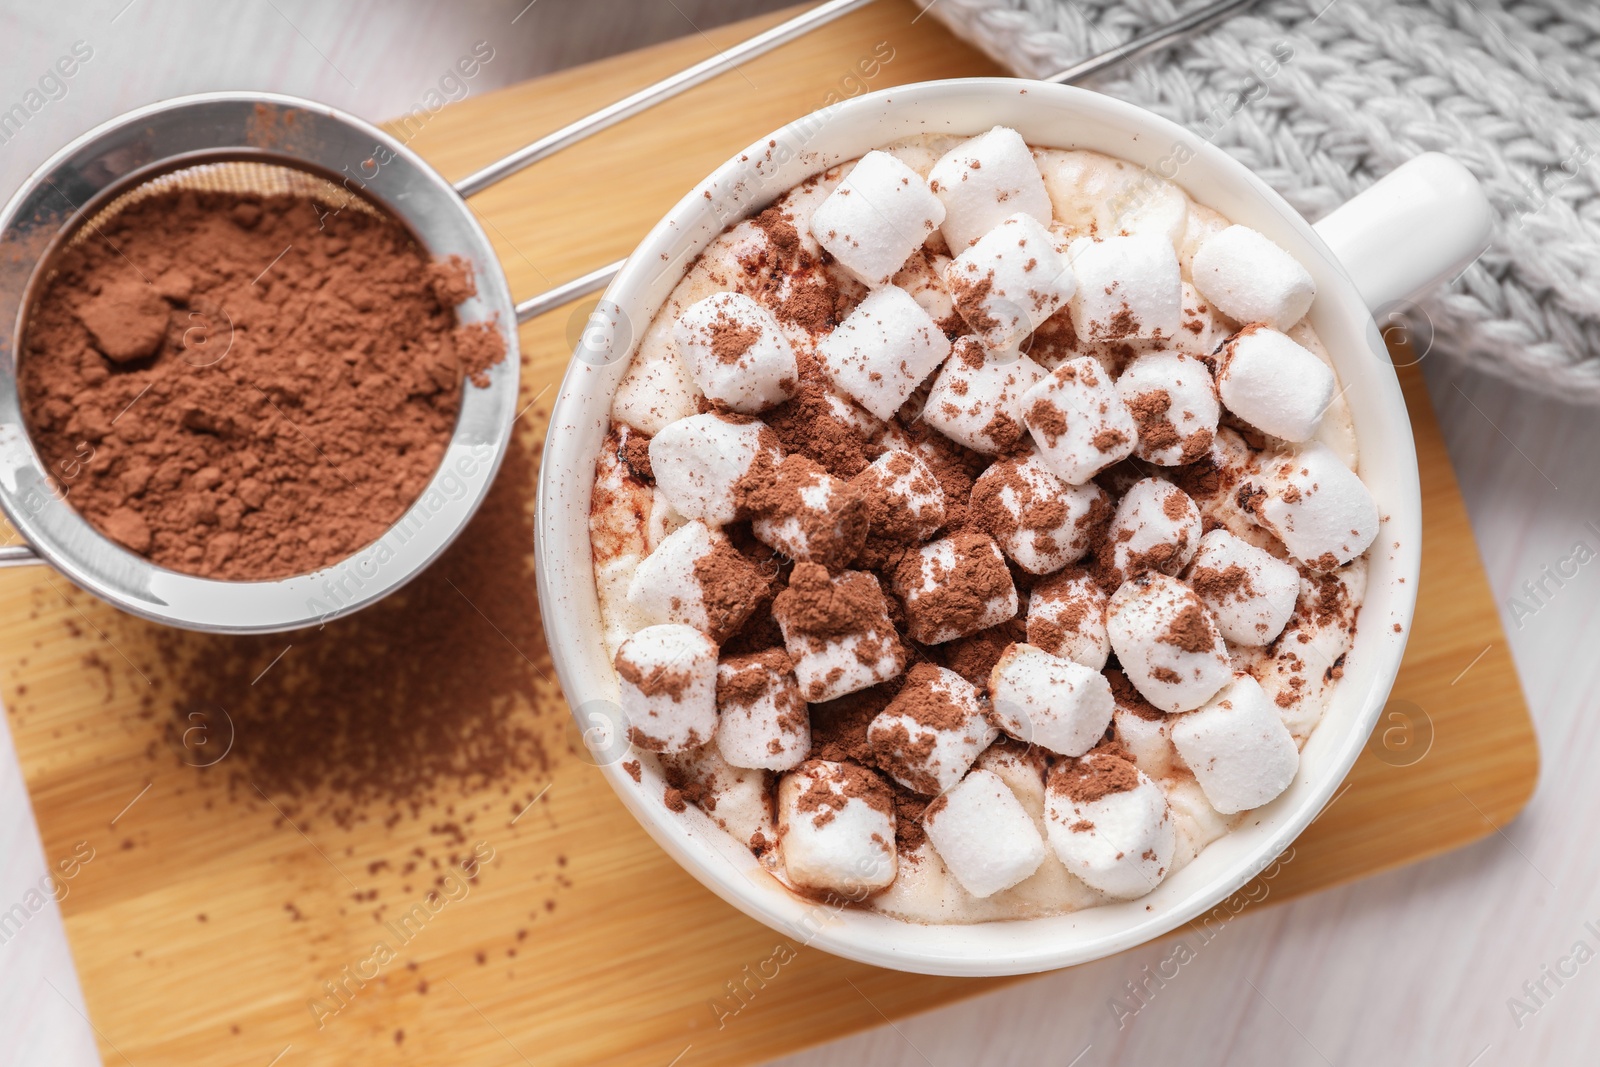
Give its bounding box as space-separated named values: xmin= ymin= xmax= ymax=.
xmin=0 ymin=94 xmax=527 ymax=634
xmin=0 ymin=0 xmax=1249 ymax=634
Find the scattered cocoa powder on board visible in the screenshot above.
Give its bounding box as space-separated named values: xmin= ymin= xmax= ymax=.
xmin=20 ymin=188 xmax=504 ymax=581
xmin=156 ymin=432 xmax=554 ymax=831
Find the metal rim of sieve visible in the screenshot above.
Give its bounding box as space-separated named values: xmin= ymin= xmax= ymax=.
xmin=0 ymin=92 xmax=521 ymax=634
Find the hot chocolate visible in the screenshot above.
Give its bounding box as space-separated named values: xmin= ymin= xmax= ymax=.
xmin=589 ymin=130 xmax=1373 ymax=923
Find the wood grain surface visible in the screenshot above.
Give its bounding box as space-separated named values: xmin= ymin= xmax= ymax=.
xmin=1 ymin=4 xmax=1537 ymax=1066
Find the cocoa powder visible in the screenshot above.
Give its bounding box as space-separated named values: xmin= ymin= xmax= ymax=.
xmin=20 ymin=188 xmax=504 ymax=580
xmin=155 ymin=429 xmax=554 ymax=831
xmin=1049 ymin=743 xmax=1141 ymax=804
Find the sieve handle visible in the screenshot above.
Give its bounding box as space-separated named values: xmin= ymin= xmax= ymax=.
xmin=505 ymin=0 xmax=1262 ymax=323
xmin=516 ymin=260 xmax=625 ymax=324
xmin=0 ymin=543 xmax=42 ymax=568
xmin=454 ymin=0 xmax=878 ymax=200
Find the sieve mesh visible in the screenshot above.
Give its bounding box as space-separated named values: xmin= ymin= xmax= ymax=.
xmin=69 ymin=159 xmax=382 ymax=248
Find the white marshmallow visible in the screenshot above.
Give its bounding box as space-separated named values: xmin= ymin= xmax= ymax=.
xmin=773 ymin=564 xmax=907 ymax=701
xmin=1187 ymin=528 xmax=1300 ymax=646
xmin=891 ymin=532 xmax=1019 ymax=644
xmin=1182 ymin=427 xmax=1272 ymax=547
xmin=849 ymin=448 xmax=946 ymax=543
xmin=1102 ymin=478 xmax=1203 ymax=587
xmin=745 ymin=455 xmax=868 ymax=571
xmin=928 ymin=126 xmax=1053 ymax=251
xmin=816 ymin=286 xmax=951 ymax=420
xmin=673 ymin=292 xmax=799 ymax=414
xmin=1169 ymin=281 xmax=1227 ymax=359
xmin=867 ymin=664 xmax=998 ymax=794
xmin=972 ymin=741 xmax=1049 ymax=806
xmin=988 ymin=643 xmax=1114 ymax=757
xmin=1109 ymin=670 xmax=1176 ymax=778
xmin=1106 ymin=573 xmax=1232 ymax=713
xmin=893 ymin=247 xmax=958 ymax=328
xmin=1022 ymin=357 xmax=1138 ymax=484
xmin=1116 ymin=351 xmax=1220 ymax=465
xmin=626 ymin=520 xmax=768 ymax=641
xmin=1246 ymin=443 xmax=1379 ymax=569
xmin=923 ymin=768 xmax=1047 ymax=898
xmin=1216 ymin=325 xmax=1337 ymax=443
xmin=1171 ymin=674 xmax=1300 ymax=814
xmin=822 ymin=386 xmax=885 ymax=439
xmin=1190 ymin=225 xmax=1316 ymax=330
xmin=1066 ymin=234 xmax=1183 ymax=343
xmin=1026 ymin=568 xmax=1110 ymax=669
xmin=1164 ymin=775 xmax=1231 ymax=872
xmin=649 ymin=413 xmax=781 ymax=525
xmin=1045 ymin=749 xmax=1175 ymax=898
xmin=922 ymin=338 xmax=1045 ymax=454
xmin=661 ymin=745 xmax=775 ymax=847
xmin=1247 ymin=563 xmax=1363 ymax=739
xmin=970 ymin=454 xmax=1110 ymax=575
xmin=778 ymin=760 xmax=897 ymax=894
xmin=1034 ymin=148 xmax=1188 ymax=249
xmin=613 ymin=323 xmax=699 ymax=434
xmin=614 ymin=623 xmax=719 ymax=752
xmin=944 ymin=212 xmax=1076 ymax=351
xmin=716 ymin=649 xmax=810 ymax=771
xmin=809 ymin=150 xmax=946 ymax=287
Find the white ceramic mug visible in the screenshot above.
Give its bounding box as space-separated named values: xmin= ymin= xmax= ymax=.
xmin=535 ymin=80 xmax=1492 ymax=976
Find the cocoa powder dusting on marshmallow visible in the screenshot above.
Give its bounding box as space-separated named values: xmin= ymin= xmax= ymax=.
xmin=885 ymin=663 xmax=973 ymax=731
xmin=1092 ymin=428 xmax=1128 ymax=453
xmin=1027 ymin=307 xmax=1082 ymax=365
xmin=772 ymin=563 xmax=899 ymax=649
xmin=737 ymin=454 xmax=868 ymax=572
xmin=1126 ymin=388 xmax=1179 ymax=455
xmin=947 ymin=270 xmax=1001 ymax=333
xmin=891 ymin=422 xmax=987 ymax=532
xmin=621 ymin=433 xmax=654 ymax=482
xmin=1049 ymin=744 xmax=1141 ymax=803
xmin=1026 ymin=397 xmax=1070 ymax=447
xmin=717 ymin=648 xmax=793 ymax=708
xmin=708 ymin=313 xmax=761 ymax=365
xmin=1107 ymin=668 xmax=1165 ymax=721
xmin=763 ymin=352 xmax=874 ymax=479
xmin=850 ymin=450 xmax=936 ymax=547
xmin=893 ymin=533 xmax=1015 ymax=640
xmin=1161 ymin=489 xmax=1189 ymax=522
xmin=794 ymin=759 xmax=895 ymax=823
xmin=615 ymin=655 xmax=693 ymax=702
xmin=1159 ymin=603 xmax=1216 ymax=654
xmin=1190 ymin=563 xmax=1254 ymax=604
xmin=872 ymin=720 xmax=941 ymax=795
xmin=692 ymin=537 xmax=772 ymax=641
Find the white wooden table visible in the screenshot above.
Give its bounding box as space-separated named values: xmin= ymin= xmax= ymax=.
xmin=0 ymin=3 xmax=1591 ymax=1065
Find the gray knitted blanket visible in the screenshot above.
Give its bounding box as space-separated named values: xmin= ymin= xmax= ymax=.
xmin=921 ymin=0 xmax=1600 ymax=403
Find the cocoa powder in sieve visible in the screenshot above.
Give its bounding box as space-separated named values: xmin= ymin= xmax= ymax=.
xmin=20 ymin=187 xmax=504 ymax=580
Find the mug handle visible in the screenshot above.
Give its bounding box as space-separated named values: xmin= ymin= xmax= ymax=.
xmin=1312 ymin=153 xmax=1494 ymax=314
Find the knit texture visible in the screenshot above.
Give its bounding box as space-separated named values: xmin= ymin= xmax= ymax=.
xmin=920 ymin=0 xmax=1600 ymax=403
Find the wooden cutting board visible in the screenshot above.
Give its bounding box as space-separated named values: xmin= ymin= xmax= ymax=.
xmin=2 ymin=4 xmax=1537 ymax=1066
